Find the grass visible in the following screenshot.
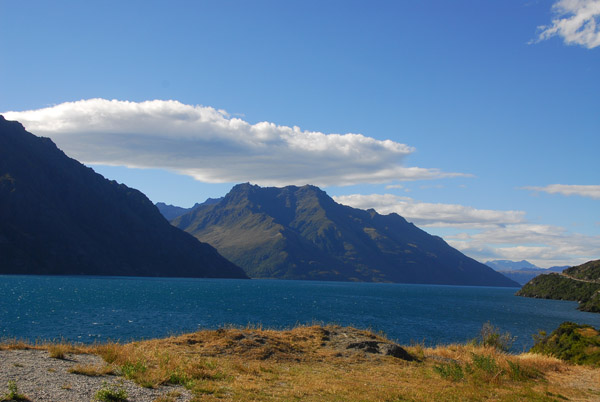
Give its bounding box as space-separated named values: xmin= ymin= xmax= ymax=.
xmin=1 ymin=323 xmax=600 ymax=401
xmin=1 ymin=381 xmax=29 ymax=402
xmin=48 ymin=343 xmax=71 ymax=359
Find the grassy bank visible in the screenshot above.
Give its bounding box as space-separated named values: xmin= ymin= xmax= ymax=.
xmin=2 ymin=325 xmax=600 ymax=401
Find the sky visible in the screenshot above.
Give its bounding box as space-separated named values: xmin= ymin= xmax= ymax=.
xmin=1 ymin=0 xmax=599 ymax=268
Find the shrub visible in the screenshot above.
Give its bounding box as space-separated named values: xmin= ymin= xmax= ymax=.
xmin=94 ymin=381 xmax=128 ymax=402
xmin=530 ymin=321 xmax=600 ymax=366
xmin=471 ymin=353 xmax=497 ymax=373
xmin=433 ymin=362 xmax=464 ymax=381
xmin=474 ymin=322 xmax=515 ymax=352
xmin=506 ymin=360 xmax=541 ymax=381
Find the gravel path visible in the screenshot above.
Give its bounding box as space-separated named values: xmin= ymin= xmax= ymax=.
xmin=0 ymin=350 xmax=191 ymax=402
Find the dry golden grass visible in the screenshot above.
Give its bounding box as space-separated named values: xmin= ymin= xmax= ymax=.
xmin=3 ymin=325 xmax=600 ymax=401
xmin=0 ymin=338 xmax=41 ymax=351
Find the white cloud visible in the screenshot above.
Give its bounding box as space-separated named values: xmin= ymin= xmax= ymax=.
xmin=334 ymin=193 xmax=600 ymax=267
xmin=333 ymin=193 xmax=525 ymax=228
xmin=534 ymin=0 xmax=600 ymax=48
xmin=523 ymin=184 xmax=600 ymax=199
xmin=2 ymin=99 xmax=467 ymax=187
xmin=447 ymin=224 xmax=600 ymax=268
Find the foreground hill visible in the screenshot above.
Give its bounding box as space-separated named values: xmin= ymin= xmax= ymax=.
xmin=2 ymin=324 xmax=599 ymax=401
xmin=0 ymin=116 xmax=246 ymax=278
xmin=517 ymin=260 xmax=600 ymax=313
xmin=173 ymin=183 xmax=518 ymax=286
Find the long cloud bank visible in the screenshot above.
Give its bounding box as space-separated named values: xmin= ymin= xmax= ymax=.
xmin=2 ymin=99 xmax=466 ymax=187
xmin=335 ymin=193 xmax=600 ymax=267
xmin=333 ymin=194 xmax=525 ymax=228
xmin=534 ymin=0 xmax=600 ymax=49
xmin=523 ymin=184 xmax=600 ymax=199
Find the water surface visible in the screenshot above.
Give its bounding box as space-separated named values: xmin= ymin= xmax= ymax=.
xmin=1 ymin=275 xmax=599 ymax=351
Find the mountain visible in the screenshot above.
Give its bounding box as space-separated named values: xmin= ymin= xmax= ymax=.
xmin=173 ymin=183 xmax=518 ymax=287
xmin=156 ymin=198 xmax=223 ymax=221
xmin=156 ymin=202 xmax=198 ymax=221
xmin=0 ymin=116 xmax=247 ymax=279
xmin=485 ymin=260 xmax=539 ymax=271
xmin=485 ymin=260 xmax=568 ymax=285
xmin=516 ymin=260 xmax=600 ymax=313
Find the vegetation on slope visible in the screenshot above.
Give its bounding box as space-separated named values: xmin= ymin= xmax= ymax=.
xmin=516 ymin=260 xmax=600 ymax=313
xmin=531 ymin=322 xmax=600 ymax=367
xmin=564 ymin=260 xmax=600 ymax=282
xmin=174 ymin=183 xmax=518 ymax=287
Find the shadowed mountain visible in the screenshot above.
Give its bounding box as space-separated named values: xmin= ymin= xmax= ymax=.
xmin=0 ymin=116 xmax=247 ymax=278
xmin=156 ymin=202 xmax=198 ymax=221
xmin=156 ymin=198 xmax=222 ymax=221
xmin=173 ymin=183 xmax=518 ymax=286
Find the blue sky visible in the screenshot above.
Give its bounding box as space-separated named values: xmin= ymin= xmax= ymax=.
xmin=1 ymin=0 xmax=599 ymax=267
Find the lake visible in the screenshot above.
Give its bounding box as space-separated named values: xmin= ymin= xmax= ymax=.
xmin=2 ymin=275 xmax=599 ymax=352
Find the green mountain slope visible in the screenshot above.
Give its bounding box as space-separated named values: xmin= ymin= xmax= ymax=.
xmin=0 ymin=116 xmax=247 ymax=279
xmin=173 ymin=183 xmax=518 ymax=286
xmin=517 ymin=260 xmax=600 ymax=313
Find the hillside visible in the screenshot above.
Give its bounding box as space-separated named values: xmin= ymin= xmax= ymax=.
xmin=517 ymin=260 xmax=600 ymax=313
xmin=2 ymin=324 xmax=600 ymax=401
xmin=173 ymin=183 xmax=518 ymax=286
xmin=0 ymin=116 xmax=247 ymax=279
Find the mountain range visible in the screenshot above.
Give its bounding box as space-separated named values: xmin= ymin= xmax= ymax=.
xmin=485 ymin=260 xmax=568 ymax=285
xmin=172 ymin=183 xmax=518 ymax=287
xmin=0 ymin=115 xmax=247 ymax=279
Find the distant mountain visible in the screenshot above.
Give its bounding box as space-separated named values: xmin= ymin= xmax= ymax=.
xmin=0 ymin=116 xmax=247 ymax=279
xmin=156 ymin=198 xmax=223 ymax=221
xmin=517 ymin=260 xmax=600 ymax=313
xmin=173 ymin=183 xmax=518 ymax=287
xmin=485 ymin=260 xmax=568 ymax=285
xmin=156 ymin=202 xmax=198 ymax=221
xmin=485 ymin=260 xmax=539 ymax=271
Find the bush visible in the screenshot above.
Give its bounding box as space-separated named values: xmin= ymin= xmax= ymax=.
xmin=433 ymin=362 xmax=464 ymax=381
xmin=474 ymin=322 xmax=515 ymax=352
xmin=530 ymin=321 xmax=600 ymax=366
xmin=94 ymin=381 xmax=128 ymax=402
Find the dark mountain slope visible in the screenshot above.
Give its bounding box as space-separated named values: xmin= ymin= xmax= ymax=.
xmin=174 ymin=183 xmax=518 ymax=286
xmin=155 ymin=202 xmax=197 ymax=221
xmin=0 ymin=115 xmax=246 ymax=278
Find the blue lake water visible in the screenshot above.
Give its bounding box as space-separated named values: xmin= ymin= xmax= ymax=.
xmin=1 ymin=275 xmax=599 ymax=352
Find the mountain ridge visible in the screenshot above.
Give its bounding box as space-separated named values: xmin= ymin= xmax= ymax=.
xmin=0 ymin=115 xmax=247 ymax=279
xmin=174 ymin=183 xmax=518 ymax=287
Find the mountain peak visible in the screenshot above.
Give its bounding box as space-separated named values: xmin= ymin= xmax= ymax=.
xmin=174 ymin=184 xmax=518 ymax=287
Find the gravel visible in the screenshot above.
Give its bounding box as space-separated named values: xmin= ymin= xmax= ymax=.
xmin=0 ymin=349 xmax=191 ymax=401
